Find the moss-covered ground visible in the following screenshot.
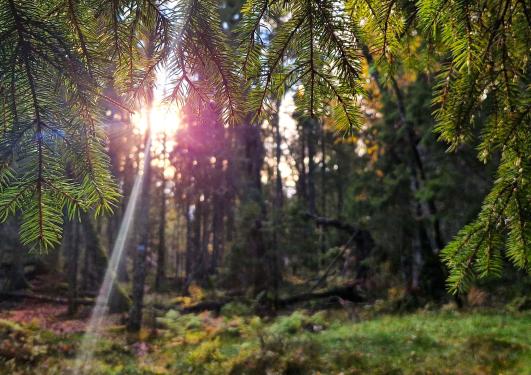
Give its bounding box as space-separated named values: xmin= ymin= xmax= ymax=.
xmin=1 ymin=307 xmax=529 ymax=374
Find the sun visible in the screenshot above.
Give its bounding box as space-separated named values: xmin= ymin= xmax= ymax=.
xmin=131 ymin=101 xmax=181 ymax=137
xmin=131 ymin=101 xmax=180 ymax=179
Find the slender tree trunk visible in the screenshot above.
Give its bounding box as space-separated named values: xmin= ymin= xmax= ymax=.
xmin=194 ymin=198 xmax=202 ymax=277
xmin=128 ymin=132 xmax=152 ymax=331
xmin=66 ymin=220 xmax=80 ymax=316
xmin=173 ymin=200 xmax=182 ymax=282
xmin=336 ymin=177 xmax=344 ymax=217
xmin=240 ymin=122 xmax=268 ymax=294
xmin=271 ymin=99 xmax=283 ymax=303
xmin=319 ymin=123 xmax=327 ymax=263
xmin=389 ymin=76 xmax=444 ymax=250
xmin=82 ymin=212 xmax=130 ymax=313
xmin=81 ymin=238 xmax=91 ymax=292
xmin=362 ymin=46 xmax=446 ymax=297
xmin=320 ymin=123 xmax=326 ymax=216
xmin=127 ymin=33 xmax=157 ymax=332
xmin=0 ymin=219 xmax=30 ymax=292
xmin=211 ymin=157 xmax=224 ymax=273
xmin=200 ymin=196 xmax=210 ymax=281
xmin=155 ymin=134 xmax=167 ymax=291
xmin=185 ymin=198 xmax=193 ymax=282
xmin=117 ymin=157 xmax=135 ymax=283
xmin=274 ymin=105 xmax=283 ymax=210
xmin=307 ymin=118 xmax=317 ymax=215
xmin=298 ymin=121 xmax=307 ymax=202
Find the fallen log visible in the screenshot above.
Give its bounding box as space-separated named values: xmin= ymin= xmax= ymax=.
xmin=304 ymin=212 xmax=375 ymax=286
xmin=180 ymin=299 xmax=230 ymax=314
xmin=310 ymin=231 xmax=359 ymax=291
xmin=159 ymin=284 xmax=364 ymax=314
xmin=0 ymin=290 xmax=94 ymax=305
xmin=304 ymin=213 xmax=357 ymax=233
xmin=278 ymin=284 xmax=363 ymax=307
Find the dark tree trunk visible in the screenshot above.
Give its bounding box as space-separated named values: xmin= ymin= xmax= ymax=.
xmin=362 ymin=45 xmax=447 ymax=297
xmin=319 ymin=123 xmax=327 ymax=259
xmin=66 ymin=219 xmax=80 ymax=316
xmin=185 ymin=198 xmax=193 ymax=282
xmin=81 ymin=213 xmax=131 ymax=313
xmin=191 ymin=197 xmax=202 ymax=282
xmin=272 ymin=99 xmax=283 ymax=301
xmin=128 ymin=134 xmax=153 ymax=332
xmin=118 ymin=157 xmax=135 ymax=283
xmin=389 ymin=76 xmax=445 ymax=251
xmin=211 ymin=157 xmax=224 ymax=273
xmin=225 ymin=193 xmax=235 ymax=243
xmin=273 ymin=102 xmax=283 ymax=210
xmin=155 ymin=135 xmax=167 ymax=291
xmin=0 ymin=219 xmax=30 ymax=292
xmin=241 ymin=123 xmax=268 ymax=294
xmin=128 ymin=35 xmax=157 ymax=332
xmin=200 ymin=196 xmax=210 ymax=281
xmin=320 ymin=123 xmax=326 ymax=216
xmin=307 ymin=118 xmax=317 ymax=215
xmin=81 ymin=238 xmax=91 ymax=292
xmin=297 ymin=121 xmax=307 ymax=202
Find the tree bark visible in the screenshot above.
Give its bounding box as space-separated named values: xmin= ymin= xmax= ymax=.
xmin=211 ymin=157 xmax=225 ymax=273
xmin=307 ymin=118 xmax=317 ymax=215
xmin=362 ymin=45 xmax=446 ymax=297
xmin=128 ymin=130 xmax=152 ymax=332
xmin=66 ymin=219 xmax=80 ymax=316
xmin=82 ymin=213 xmax=131 ymax=313
xmin=155 ymin=134 xmax=167 ymax=291
xmin=200 ymin=195 xmax=210 ymax=281
xmin=185 ymin=197 xmax=193 ymax=282
xmin=241 ymin=123 xmax=268 ymax=294
xmin=270 ymin=98 xmax=283 ymax=303
xmin=297 ymin=121 xmax=307 ymax=202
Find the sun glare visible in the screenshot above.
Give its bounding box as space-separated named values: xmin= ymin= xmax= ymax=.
xmin=131 ymin=102 xmax=181 ymax=136
xmin=131 ymin=102 xmax=180 ymax=179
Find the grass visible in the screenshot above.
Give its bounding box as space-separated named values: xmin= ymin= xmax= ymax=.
xmin=0 ymin=309 xmax=529 ymax=374
xmin=315 ymin=311 xmax=530 ymax=374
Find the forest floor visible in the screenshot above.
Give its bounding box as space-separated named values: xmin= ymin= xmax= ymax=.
xmin=0 ymin=298 xmax=529 ymax=375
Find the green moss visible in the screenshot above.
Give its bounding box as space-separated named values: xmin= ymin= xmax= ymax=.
xmin=1 ymin=310 xmax=530 ymax=374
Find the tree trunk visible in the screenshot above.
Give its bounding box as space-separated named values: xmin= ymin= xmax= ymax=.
xmin=127 ymin=33 xmax=157 ymax=332
xmin=200 ymin=196 xmax=210 ymax=282
xmin=297 ymin=121 xmax=307 ymax=202
xmin=362 ymin=46 xmax=447 ymax=297
xmin=155 ymin=134 xmax=167 ymax=291
xmin=0 ymin=218 xmax=30 ymax=292
xmin=190 ymin=197 xmax=202 ymax=283
xmin=185 ymin=198 xmax=193 ymax=282
xmin=117 ymin=157 xmax=136 ymax=283
xmin=272 ymin=99 xmax=283 ymax=302
xmin=273 ymin=101 xmax=283 ymax=210
xmin=307 ymin=118 xmax=317 ymax=215
xmin=128 ymin=132 xmax=153 ymax=332
xmin=320 ymin=123 xmax=326 ymax=216
xmin=211 ymin=157 xmax=224 ymax=273
xmin=241 ymin=123 xmax=268 ymax=294
xmin=66 ymin=219 xmax=80 ymax=316
xmin=81 ymin=213 xmax=131 ymax=313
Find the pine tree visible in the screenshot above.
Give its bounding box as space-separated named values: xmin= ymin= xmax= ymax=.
xmin=0 ymin=0 xmax=241 ymax=250
xmin=0 ymin=0 xmax=528 ymax=292
xmin=417 ymin=0 xmax=530 ymax=292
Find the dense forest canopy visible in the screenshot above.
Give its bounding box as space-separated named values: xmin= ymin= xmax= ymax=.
xmin=0 ymin=0 xmax=529 ymax=313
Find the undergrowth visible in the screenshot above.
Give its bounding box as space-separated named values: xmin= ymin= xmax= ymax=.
xmin=0 ymin=309 xmax=529 ymax=374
